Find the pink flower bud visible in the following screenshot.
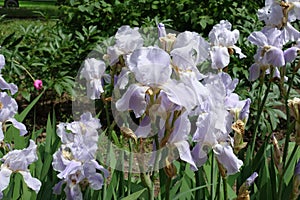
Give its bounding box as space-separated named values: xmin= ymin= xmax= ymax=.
xmin=33 ymin=80 xmax=43 ymax=90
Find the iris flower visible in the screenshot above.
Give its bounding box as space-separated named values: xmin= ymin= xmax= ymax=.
xmin=0 ymin=55 xmax=18 ymax=95
xmin=106 ymin=25 xmax=144 ymax=66
xmin=52 ymin=112 xmax=108 ymax=200
xmin=0 ymin=140 xmax=41 ymax=199
xmin=116 ymin=46 xmax=198 ymax=120
xmin=80 ymin=58 xmax=109 ymax=100
xmin=258 ymin=0 xmax=300 ymax=44
xmin=208 ymin=20 xmax=246 ymax=70
xmin=0 ymin=92 xmax=27 ymax=141
xmin=191 ymin=74 xmax=243 ymax=175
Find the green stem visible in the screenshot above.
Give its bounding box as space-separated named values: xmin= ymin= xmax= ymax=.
xmin=119 ymin=151 xmax=125 ymax=197
xmin=142 ymin=173 xmax=154 ymax=200
xmin=211 ymin=152 xmax=214 ymax=200
xmin=282 ymin=69 xmax=296 ymax=167
xmin=165 ymin=177 xmax=172 ymax=200
xmin=250 ymin=73 xmax=273 ymax=158
xmin=216 ymin=173 xmax=221 ymax=200
xmin=195 ymin=170 xmax=202 ymax=199
xmin=222 ymin=177 xmax=228 ymax=200
xmin=127 ymin=139 xmax=133 ymax=196
xmin=13 ymin=60 xmax=36 ymax=81
xmin=151 ymin=133 xmax=160 ymax=181
xmin=103 ymin=97 xmax=113 ymax=200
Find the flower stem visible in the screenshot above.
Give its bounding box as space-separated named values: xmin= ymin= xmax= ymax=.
xmin=211 ymin=152 xmax=214 ymax=200
xmin=165 ymin=177 xmax=172 ymax=200
xmin=13 ymin=60 xmax=35 ymax=81
xmin=222 ymin=176 xmax=228 ymax=200
xmin=127 ymin=139 xmax=133 ymax=196
xmin=195 ymin=170 xmax=202 ymax=199
xmin=142 ymin=173 xmax=154 ymax=200
xmin=282 ymin=68 xmax=296 ymax=168
xmin=250 ymin=70 xmax=273 ymax=158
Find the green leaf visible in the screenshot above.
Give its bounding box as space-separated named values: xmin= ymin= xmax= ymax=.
xmin=173 ymin=183 xmax=213 ymax=200
xmin=8 ymin=36 xmax=24 ymax=48
xmin=45 ymin=114 xmax=54 ymax=153
xmin=15 ymin=91 xmax=44 ymax=122
xmin=40 ymin=152 xmax=53 ymax=181
xmin=54 ymin=83 xmax=63 ymax=96
xmin=12 ymin=173 xmax=22 ymax=200
xmin=120 ymin=188 xmax=146 ymax=200
xmin=1 ymin=32 xmax=15 ymax=46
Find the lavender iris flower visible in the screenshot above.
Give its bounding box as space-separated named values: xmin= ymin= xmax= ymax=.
xmin=248 ymin=28 xmax=285 ymax=81
xmin=165 ymin=112 xmax=197 ymax=169
xmin=106 ymin=25 xmax=144 ymax=66
xmin=191 ymin=74 xmax=243 ymax=175
xmin=52 ymin=112 xmax=109 ymax=200
xmin=0 ymin=92 xmax=27 ymax=141
xmin=209 ymin=20 xmax=246 ymax=70
xmin=116 ymin=47 xmax=198 ymax=121
xmin=170 ymin=31 xmax=210 ymax=78
xmin=258 ymin=0 xmax=300 ymax=45
xmin=80 ymin=58 xmax=109 ymax=100
xmin=0 ymin=55 xmax=18 ymax=95
xmin=225 ymin=93 xmax=251 ymax=121
xmin=0 ymin=140 xmax=41 ymax=199
xmin=284 ymin=40 xmax=300 ymax=63
xmin=246 ymin=172 xmax=258 ymax=187
xmin=157 ymin=23 xmax=167 ymax=38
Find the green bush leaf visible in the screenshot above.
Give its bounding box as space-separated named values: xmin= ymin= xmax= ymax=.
xmin=121 ymin=188 xmax=146 ymax=200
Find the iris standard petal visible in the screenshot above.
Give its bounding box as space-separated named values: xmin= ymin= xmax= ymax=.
xmin=158 ymin=23 xmax=167 ymax=38
xmin=128 ymin=47 xmax=171 ymax=86
xmin=115 ymin=25 xmax=144 ymax=53
xmin=219 ymin=72 xmax=238 ymax=95
xmin=248 ymin=31 xmax=268 ymax=46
